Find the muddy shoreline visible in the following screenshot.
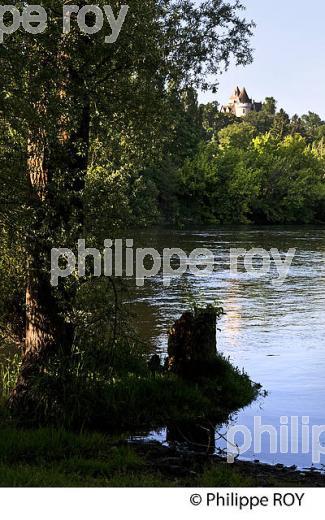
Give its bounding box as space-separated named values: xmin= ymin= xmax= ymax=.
xmin=130 ymin=440 xmax=325 ymax=487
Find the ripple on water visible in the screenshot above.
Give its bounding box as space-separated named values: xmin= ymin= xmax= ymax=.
xmin=130 ymin=226 xmax=325 ymax=469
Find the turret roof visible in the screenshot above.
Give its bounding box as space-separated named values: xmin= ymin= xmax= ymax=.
xmin=239 ymin=87 xmax=251 ymax=103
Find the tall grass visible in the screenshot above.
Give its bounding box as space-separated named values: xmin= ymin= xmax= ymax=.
xmin=2 ymin=349 xmax=260 ymax=431
xmin=0 ymin=353 xmax=21 ymax=400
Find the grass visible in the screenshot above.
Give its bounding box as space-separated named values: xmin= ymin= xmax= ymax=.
xmin=0 ymin=425 xmax=318 ymax=487
xmin=0 ymin=425 xmax=254 ymax=487
xmin=0 ymin=426 xmax=158 ymax=486
xmin=199 ymin=465 xmax=255 ymax=487
xmin=0 ymin=345 xmax=263 ymax=486
xmin=5 ymin=352 xmax=261 ymax=431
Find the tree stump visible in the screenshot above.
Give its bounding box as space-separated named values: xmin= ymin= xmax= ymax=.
xmin=167 ymin=308 xmax=217 ymax=378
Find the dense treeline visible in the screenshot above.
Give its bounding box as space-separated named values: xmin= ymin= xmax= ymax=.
xmin=81 ymin=89 xmax=325 ymax=228
xmin=137 ymin=94 xmax=325 ymax=225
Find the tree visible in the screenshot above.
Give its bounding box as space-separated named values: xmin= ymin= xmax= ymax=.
xmin=0 ymin=0 xmax=255 ymax=406
xmin=218 ymin=122 xmax=257 ymax=149
xmin=262 ymin=96 xmax=277 ymax=115
xmin=177 ymin=127 xmax=325 ymax=225
xmin=244 ymin=110 xmax=274 ymax=134
xmin=251 ymin=133 xmax=325 ymax=223
xmin=177 ymin=136 xmax=260 ymax=224
xmin=271 ymin=108 xmax=290 ymax=138
xmin=243 ymin=96 xmax=276 ymax=134
xmin=200 ymin=101 xmax=238 ymax=140
xmin=301 ymin=111 xmax=324 ymax=142
xmin=290 ymin=114 xmax=305 ymax=136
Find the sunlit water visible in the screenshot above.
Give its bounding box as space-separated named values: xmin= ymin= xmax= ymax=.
xmin=129 ymin=226 xmax=325 ymax=470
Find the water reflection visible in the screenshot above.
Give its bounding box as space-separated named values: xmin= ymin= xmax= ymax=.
xmin=167 ymin=421 xmax=216 ymax=455
xmin=129 ymin=226 xmax=325 ymax=468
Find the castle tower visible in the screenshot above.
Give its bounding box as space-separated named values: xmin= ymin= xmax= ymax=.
xmin=221 ymin=87 xmax=262 ymax=117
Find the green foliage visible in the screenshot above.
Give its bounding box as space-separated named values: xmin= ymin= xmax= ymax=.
xmin=176 ymin=120 xmax=325 ymax=225
xmin=218 ymin=122 xmax=257 ymax=149
xmin=0 ymin=424 xmax=316 ymax=487
xmin=262 ymin=97 xmax=277 ymax=115
xmin=84 ymin=165 xmax=160 ymax=238
xmin=148 ymin=86 xmax=205 ymax=223
xmin=0 ymin=427 xmax=161 ymax=486
xmin=0 ymin=231 xmax=26 ymax=343
xmin=0 ymin=425 xmax=256 ymax=487
xmin=252 ymin=133 xmax=325 ymax=223
xmin=2 ymin=343 xmax=259 ymax=431
xmin=244 ymin=110 xmax=274 ymax=134
xmin=0 ymin=354 xmax=21 ymax=401
xmin=271 ymin=108 xmax=290 ymax=138
xmin=200 ymin=101 xmax=239 ymax=140
xmin=177 ymin=138 xmax=260 ymax=224
xmin=0 ymin=0 xmax=257 ymax=340
xmin=189 ymin=300 xmax=224 ymax=321
xmin=200 ymin=465 xmax=255 ymax=487
xmin=301 ymin=112 xmax=325 ymax=142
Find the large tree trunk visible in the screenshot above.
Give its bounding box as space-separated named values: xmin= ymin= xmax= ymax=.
xmin=24 ymin=130 xmax=64 ymax=356
xmin=24 ymin=98 xmax=90 ymax=356
xmin=9 ymin=94 xmax=90 ymax=413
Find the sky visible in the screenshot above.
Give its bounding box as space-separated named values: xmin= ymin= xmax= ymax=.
xmin=198 ymin=0 xmax=325 ymax=118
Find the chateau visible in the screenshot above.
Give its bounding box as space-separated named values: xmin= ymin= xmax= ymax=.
xmin=221 ymin=87 xmax=262 ymax=117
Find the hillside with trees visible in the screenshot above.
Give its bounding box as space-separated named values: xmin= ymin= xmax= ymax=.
xmin=151 ymin=94 xmax=325 ymax=225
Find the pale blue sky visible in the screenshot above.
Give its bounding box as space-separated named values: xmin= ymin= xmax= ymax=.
xmin=199 ymin=0 xmax=325 ymax=118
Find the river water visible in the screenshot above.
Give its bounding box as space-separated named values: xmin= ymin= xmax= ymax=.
xmin=130 ymin=226 xmax=325 ymax=469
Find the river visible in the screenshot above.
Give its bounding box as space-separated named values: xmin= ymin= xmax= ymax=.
xmin=130 ymin=226 xmax=325 ymax=470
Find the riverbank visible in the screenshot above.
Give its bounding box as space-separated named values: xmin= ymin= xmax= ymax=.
xmin=0 ymin=427 xmax=324 ymax=487
xmin=1 ymin=343 xmax=260 ymax=431
xmin=131 ymin=440 xmax=325 ymax=487
xmin=0 ymin=315 xmax=265 ymax=487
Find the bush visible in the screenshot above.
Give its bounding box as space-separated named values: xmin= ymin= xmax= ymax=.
xmin=5 ymin=351 xmax=260 ymax=432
